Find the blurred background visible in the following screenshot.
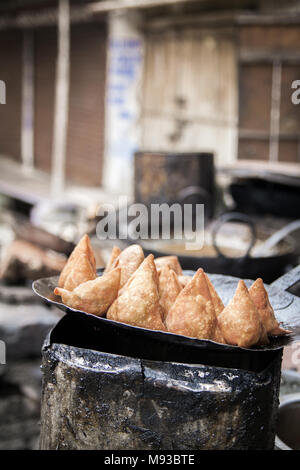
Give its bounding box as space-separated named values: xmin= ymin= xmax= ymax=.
xmin=0 ymin=0 xmax=300 ymax=450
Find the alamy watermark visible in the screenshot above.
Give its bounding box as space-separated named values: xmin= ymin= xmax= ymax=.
xmin=0 ymin=80 xmax=6 ymax=104
xmin=96 ymin=196 xmax=205 ymax=250
xmin=291 ymin=80 xmax=300 ymax=105
xmin=0 ymin=340 xmax=6 ymax=365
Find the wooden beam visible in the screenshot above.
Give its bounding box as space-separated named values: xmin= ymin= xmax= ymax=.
xmin=236 ymin=11 xmax=300 ymax=25
xmin=239 ymin=49 xmax=300 ymax=64
xmin=1 ymin=3 xmax=300 ymax=31
xmin=90 ymin=0 xmax=203 ymax=13
xmin=145 ymin=11 xmax=239 ymax=29
xmin=0 ymin=0 xmax=205 ymax=30
xmin=51 ymin=0 xmax=70 ymax=195
xmin=0 ymin=4 xmax=92 ymax=30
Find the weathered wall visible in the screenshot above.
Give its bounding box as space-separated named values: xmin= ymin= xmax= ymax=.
xmin=35 ymin=23 xmax=107 ymax=186
xmin=65 ymin=23 xmax=107 ymax=186
xmin=102 ymin=11 xmax=144 ymax=197
xmin=0 ymin=30 xmax=22 ymax=162
xmin=140 ymin=27 xmax=238 ymax=167
xmin=238 ymin=24 xmax=300 ymax=163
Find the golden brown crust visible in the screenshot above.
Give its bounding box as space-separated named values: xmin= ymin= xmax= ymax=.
xmin=63 ymin=253 xmax=97 ymax=291
xmin=204 ymin=273 xmax=225 ymax=317
xmin=110 ymin=244 xmax=144 ymax=289
xmin=178 ymin=275 xmax=192 ymax=288
xmin=218 ymin=280 xmax=266 ymax=348
xmin=107 ymin=255 xmax=166 ymax=332
xmin=165 ymin=268 xmax=217 ymax=340
xmin=158 ymin=266 xmax=182 ymax=321
xmin=249 ymin=278 xmax=291 ymax=336
xmin=104 ymin=246 xmax=122 ymax=273
xmin=213 ymin=323 xmax=226 ymax=344
xmin=154 ymin=256 xmax=183 ymax=276
xmin=54 ymin=267 xmax=121 ymax=316
xmin=58 ymin=234 xmax=96 ymax=288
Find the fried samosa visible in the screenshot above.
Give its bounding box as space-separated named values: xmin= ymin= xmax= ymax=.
xmin=54 ymin=267 xmax=120 ymax=316
xmin=178 ymin=275 xmax=192 ymax=288
xmin=218 ymin=280 xmax=268 ymax=348
xmin=165 ymin=268 xmax=217 ymax=340
xmin=189 ymin=269 xmax=225 ymax=343
xmin=58 ymin=234 xmax=96 ymax=288
xmin=213 ymin=323 xmax=226 ymax=344
xmin=109 ymin=244 xmax=144 ymax=289
xmin=154 ymin=256 xmax=183 ymax=276
xmin=158 ymin=266 xmax=182 ymax=321
xmin=249 ymin=278 xmax=292 ymax=336
xmin=63 ymin=253 xmax=97 ymax=291
xmin=204 ymin=273 xmax=225 ymax=316
xmin=104 ymin=246 xmax=122 ymax=273
xmin=106 ymin=254 xmax=166 ymax=331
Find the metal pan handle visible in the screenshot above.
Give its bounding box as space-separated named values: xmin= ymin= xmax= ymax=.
xmin=211 ymin=212 xmax=257 ymax=259
xmin=177 ymin=185 xmax=211 ymax=205
xmin=271 ymin=264 xmax=300 ymax=292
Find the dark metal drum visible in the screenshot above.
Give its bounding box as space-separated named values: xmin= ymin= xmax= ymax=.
xmin=134 ymin=151 xmax=215 ymax=219
xmin=39 ymin=335 xmax=282 ymax=450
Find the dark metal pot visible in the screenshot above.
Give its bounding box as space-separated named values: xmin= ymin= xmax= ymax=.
xmin=35 ymin=266 xmax=300 ymax=450
xmin=134 ymin=151 xmax=215 ymax=219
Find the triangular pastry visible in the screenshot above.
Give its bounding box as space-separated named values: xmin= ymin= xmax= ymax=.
xmin=109 ymin=244 xmax=144 ymax=289
xmin=213 ymin=323 xmax=226 ymax=344
xmin=154 ymin=256 xmax=183 ymax=276
xmin=165 ymin=268 xmax=217 ymax=340
xmin=218 ymin=280 xmax=268 ymax=348
xmin=249 ymin=278 xmax=291 ymax=336
xmin=58 ymin=234 xmax=96 ymax=288
xmin=178 ymin=275 xmax=192 ymax=288
xmin=204 ymin=273 xmax=225 ymax=316
xmin=106 ymin=254 xmax=166 ymax=331
xmin=54 ymin=267 xmax=120 ymax=316
xmin=63 ymin=253 xmax=97 ymax=291
xmin=158 ymin=266 xmax=182 ymax=321
xmin=202 ymin=273 xmax=226 ymax=343
xmin=104 ymin=246 xmax=122 ymax=273
xmin=191 ymin=269 xmax=225 ymax=343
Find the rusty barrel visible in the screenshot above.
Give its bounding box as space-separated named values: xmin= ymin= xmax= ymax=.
xmin=39 ymin=313 xmax=283 ymax=450
xmin=134 ymin=151 xmax=215 ymax=219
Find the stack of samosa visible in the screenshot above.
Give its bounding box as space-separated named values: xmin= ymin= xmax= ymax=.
xmin=107 ymin=254 xmax=166 ymax=331
xmin=53 ymin=236 xmax=291 ymax=347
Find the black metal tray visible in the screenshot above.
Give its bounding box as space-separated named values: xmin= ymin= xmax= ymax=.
xmin=32 ymin=267 xmax=300 ymax=356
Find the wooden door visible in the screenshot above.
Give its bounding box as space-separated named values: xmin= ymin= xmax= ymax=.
xmin=141 ymin=27 xmax=238 ymax=166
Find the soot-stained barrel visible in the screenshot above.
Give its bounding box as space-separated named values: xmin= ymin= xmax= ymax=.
xmin=134 ymin=151 xmax=215 ymax=219
xmin=40 ymin=334 xmax=283 ymax=450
